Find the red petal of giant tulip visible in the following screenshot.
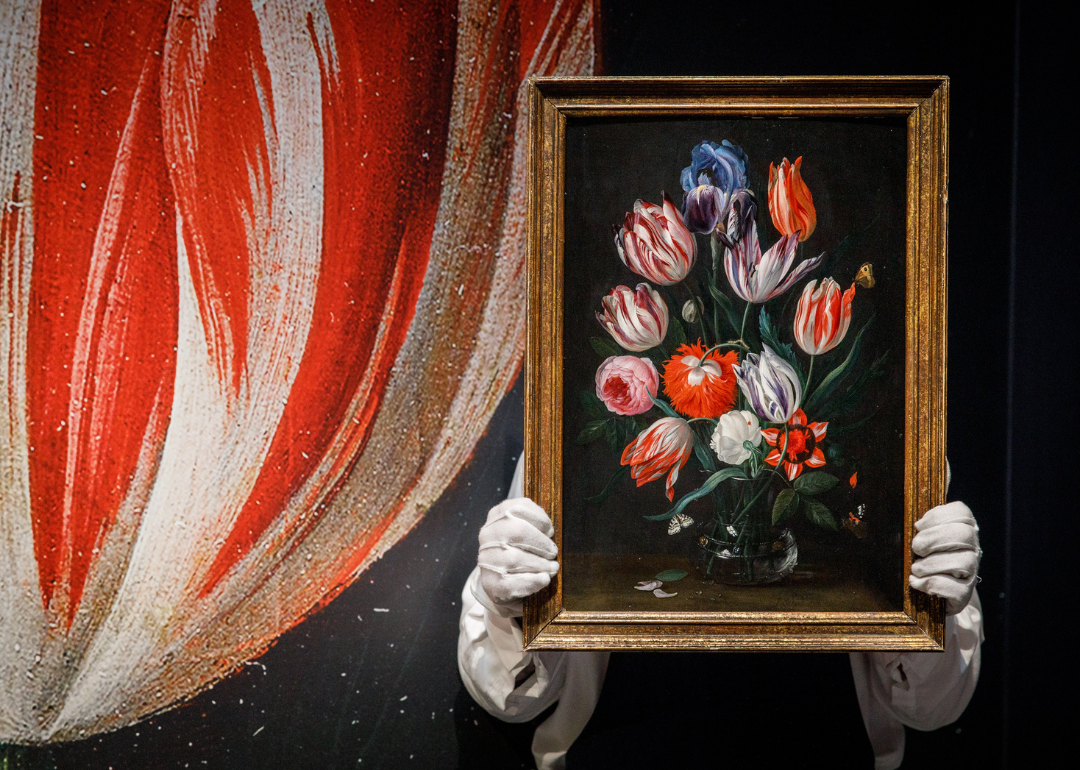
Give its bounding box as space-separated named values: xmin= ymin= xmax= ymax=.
xmin=27 ymin=0 xmax=178 ymax=626
xmin=1 ymin=0 xmax=595 ymax=743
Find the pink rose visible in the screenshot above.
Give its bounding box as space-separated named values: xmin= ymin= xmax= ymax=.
xmin=595 ymin=355 xmax=659 ymax=416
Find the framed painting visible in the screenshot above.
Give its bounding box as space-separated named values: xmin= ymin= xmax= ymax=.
xmin=523 ymin=76 xmax=949 ymax=650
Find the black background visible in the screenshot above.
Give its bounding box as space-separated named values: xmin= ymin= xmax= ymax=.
xmin=4 ymin=1 xmax=1070 ymax=767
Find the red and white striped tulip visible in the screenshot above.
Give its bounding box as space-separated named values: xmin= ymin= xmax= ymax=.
xmin=0 ymin=0 xmax=595 ymax=743
xmin=596 ymin=284 xmax=669 ymax=352
xmin=614 ymin=193 xmax=697 ymax=286
xmin=768 ymin=157 xmax=817 ymax=242
xmin=621 ymin=417 xmax=695 ymax=502
xmin=793 ymin=278 xmax=856 ymax=355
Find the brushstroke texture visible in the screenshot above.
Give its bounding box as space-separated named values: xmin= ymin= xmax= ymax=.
xmin=0 ymin=0 xmax=594 ymax=743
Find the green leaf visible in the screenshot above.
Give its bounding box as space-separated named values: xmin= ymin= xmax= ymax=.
xmin=803 ymin=498 xmax=839 ymax=531
xmin=584 ymin=464 xmax=630 ymax=504
xmin=604 ymin=419 xmax=620 ymax=453
xmin=758 ymin=307 xmax=806 ymax=389
xmin=822 ymin=207 xmax=882 ymax=274
xmin=691 ymin=426 xmax=718 ymax=473
xmin=817 ymin=351 xmax=890 ymax=422
xmin=793 ymin=471 xmax=839 ymax=496
xmin=644 ymin=467 xmax=747 ymax=520
xmin=665 ymin=315 xmax=688 ymax=351
xmin=617 ymin=416 xmax=642 ymax=448
xmin=804 ymin=314 xmax=875 ymax=413
xmin=576 ymin=419 xmax=608 ymax=445
xmin=707 ymin=280 xmax=744 ymax=337
xmin=824 ymin=409 xmax=881 ymax=437
xmin=580 ymin=390 xmax=608 ymax=419
xmin=589 ymin=335 xmax=621 ymax=359
xmin=655 ymin=569 xmax=688 ymax=582
xmin=772 ymin=489 xmax=799 ymax=524
xmin=650 ymin=395 xmax=681 ymax=419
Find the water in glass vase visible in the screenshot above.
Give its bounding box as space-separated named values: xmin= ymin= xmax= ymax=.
xmin=695 ymin=476 xmax=798 ymax=585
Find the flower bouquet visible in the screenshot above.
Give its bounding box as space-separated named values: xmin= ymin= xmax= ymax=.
xmin=579 ymin=140 xmax=886 ymax=585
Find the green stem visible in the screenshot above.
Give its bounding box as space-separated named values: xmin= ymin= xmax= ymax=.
xmin=763 ymin=425 xmax=791 ymax=489
xmin=739 ymin=301 xmax=752 ymax=343
xmin=702 ymin=341 xmax=749 ymax=358
xmin=735 ymin=473 xmax=773 ymax=523
xmin=684 ymin=284 xmax=710 ymax=347
xmin=709 ymin=238 xmax=723 ymax=344
xmin=805 ymin=355 xmax=816 ymax=396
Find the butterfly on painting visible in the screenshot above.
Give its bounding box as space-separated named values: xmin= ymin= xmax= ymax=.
xmin=843 ymin=504 xmax=868 ymax=538
xmin=668 ymin=513 xmax=694 ymax=535
xmin=854 ymin=262 xmax=875 ymax=289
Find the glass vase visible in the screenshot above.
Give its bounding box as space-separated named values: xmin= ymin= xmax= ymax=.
xmin=695 ymin=527 xmax=798 ymax=585
xmin=694 ymin=475 xmax=798 ymax=585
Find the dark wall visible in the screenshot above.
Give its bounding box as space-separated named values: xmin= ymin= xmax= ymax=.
xmin=1009 ymin=2 xmax=1073 ymax=763
xmin=6 ymin=2 xmax=1065 ymax=768
xmin=586 ymin=3 xmax=1013 ymax=767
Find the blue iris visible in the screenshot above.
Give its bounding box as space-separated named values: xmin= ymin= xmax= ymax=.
xmin=680 ymin=140 xmax=748 ymax=195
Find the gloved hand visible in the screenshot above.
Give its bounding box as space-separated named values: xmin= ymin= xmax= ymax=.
xmin=477 ymin=498 xmax=560 ymax=617
xmin=909 ymin=463 xmax=981 ymax=615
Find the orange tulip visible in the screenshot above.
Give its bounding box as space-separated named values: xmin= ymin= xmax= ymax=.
xmin=768 ymin=157 xmax=816 ymax=242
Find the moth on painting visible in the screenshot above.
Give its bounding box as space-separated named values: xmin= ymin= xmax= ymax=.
xmin=855 ymin=262 xmax=876 ymax=289
xmin=844 ymin=504 xmax=869 ymax=539
xmin=667 ymin=512 xmax=694 ymax=535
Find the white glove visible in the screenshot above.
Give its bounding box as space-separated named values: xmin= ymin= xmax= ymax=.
xmin=909 ymin=500 xmax=981 ymax=615
xmin=477 ymin=498 xmax=560 ymax=617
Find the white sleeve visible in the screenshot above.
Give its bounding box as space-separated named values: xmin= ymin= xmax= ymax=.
xmin=457 ymin=455 xmax=610 ymax=768
xmin=850 ymin=588 xmax=984 ymax=770
xmin=457 ymin=563 xmax=568 ymax=724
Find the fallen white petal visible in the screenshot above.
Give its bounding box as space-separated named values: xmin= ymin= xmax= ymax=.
xmin=653 ymin=588 xmax=678 ymax=598
xmin=635 ymin=580 xmax=662 ymax=591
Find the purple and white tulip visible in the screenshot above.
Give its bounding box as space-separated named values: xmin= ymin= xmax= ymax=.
xmin=734 ymin=344 xmax=803 ymax=424
xmin=596 ymin=284 xmax=670 ymax=352
xmin=723 ymin=218 xmax=823 ymax=304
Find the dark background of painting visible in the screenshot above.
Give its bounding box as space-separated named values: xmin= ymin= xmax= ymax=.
xmin=4 ymin=1 xmax=1069 ymax=767
xmin=561 ymin=117 xmax=908 ymax=610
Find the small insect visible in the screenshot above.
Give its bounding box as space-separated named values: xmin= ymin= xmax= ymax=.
xmin=854 ymin=262 xmax=875 ymax=289
xmin=843 ymin=504 xmax=868 ymax=538
xmin=668 ymin=512 xmax=694 ymax=535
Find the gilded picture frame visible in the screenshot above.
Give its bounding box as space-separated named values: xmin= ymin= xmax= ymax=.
xmin=523 ymin=77 xmax=948 ymax=651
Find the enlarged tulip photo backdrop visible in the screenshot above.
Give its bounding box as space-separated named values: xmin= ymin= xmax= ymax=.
xmin=559 ymin=118 xmax=911 ymax=612
xmin=0 ymin=0 xmax=594 ymax=745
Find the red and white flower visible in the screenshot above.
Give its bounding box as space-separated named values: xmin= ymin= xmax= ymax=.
xmin=596 ymin=356 xmax=660 ymax=416
xmin=614 ymin=193 xmax=697 ymax=286
xmin=761 ymin=409 xmax=829 ymax=481
xmin=663 ymin=341 xmax=740 ymax=419
xmin=768 ymin=156 xmax=817 ymax=242
xmin=596 ymin=284 xmax=669 ymax=352
xmin=0 ymin=0 xmax=595 ymax=743
xmin=793 ymin=278 xmax=855 ymax=355
xmin=621 ymin=417 xmax=695 ymax=501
